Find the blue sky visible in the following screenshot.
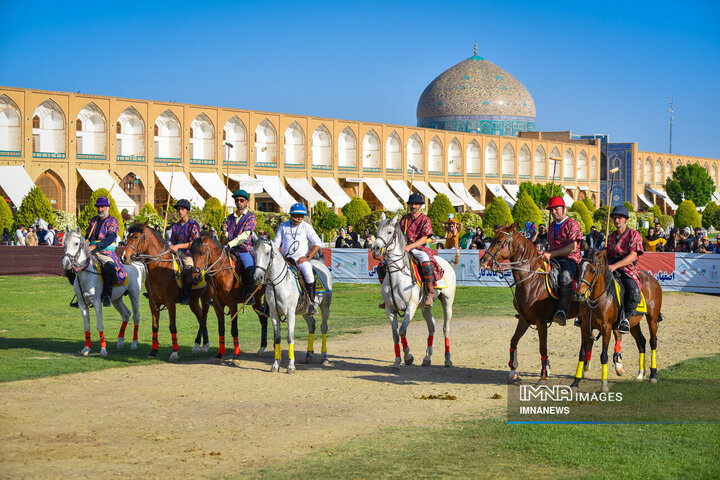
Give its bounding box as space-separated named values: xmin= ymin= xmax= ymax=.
xmin=2 ymin=0 xmax=719 ymax=157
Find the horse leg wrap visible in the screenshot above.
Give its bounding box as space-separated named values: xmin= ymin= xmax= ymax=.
xmin=171 ymin=333 xmax=178 ymax=352
xmin=427 ymin=335 xmax=434 ymax=347
xmin=650 ymin=350 xmax=657 ymax=379
xmin=307 ymin=333 xmax=315 ymax=352
xmin=509 ymin=348 xmax=518 ymax=370
xmin=274 ymin=343 xmax=281 ymax=360
xmin=394 ymin=343 xmax=401 ymax=358
xmin=133 ymin=325 xmax=139 ymax=341
xmin=85 ymin=331 xmax=92 ymax=349
xmin=444 ymin=337 xmax=450 ymax=354
xmin=152 ymin=331 xmax=159 ymax=350
xmin=585 ymin=350 xmax=592 ymax=363
xmin=639 ymin=352 xmax=645 ymax=372
xmin=119 ymin=321 xmax=128 ymax=339
xmin=321 ymin=333 xmax=327 ymax=354
xmin=401 ymin=337 xmax=409 ymax=350
xmin=575 ymin=361 xmax=585 ymax=379
xmin=288 ymin=344 xmax=294 ymax=361
xmin=614 ymin=339 xmax=622 ymax=354
xmin=218 ymin=335 xmax=226 ymax=356
xmin=99 ymin=331 xmax=106 ymax=350
xmin=541 ymin=355 xmax=549 ymax=378
xmin=601 ymin=363 xmax=608 ymax=382
xmin=233 ymin=337 xmax=240 ymax=355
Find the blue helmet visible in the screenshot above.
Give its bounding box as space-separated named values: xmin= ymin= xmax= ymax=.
xmin=610 ymin=205 xmax=630 ymax=219
xmin=289 ymin=203 xmax=308 ymax=215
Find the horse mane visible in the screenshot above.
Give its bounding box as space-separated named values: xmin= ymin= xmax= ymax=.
xmin=190 ymin=231 xmax=223 ymax=255
xmin=128 ymin=222 xmax=168 ymax=247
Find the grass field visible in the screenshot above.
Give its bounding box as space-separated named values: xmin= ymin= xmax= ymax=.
xmin=0 ymin=275 xmax=514 ymax=382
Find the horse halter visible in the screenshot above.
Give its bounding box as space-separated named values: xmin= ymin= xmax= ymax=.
xmin=62 ymin=233 xmax=90 ymax=271
xmin=123 ymin=230 xmax=147 ymax=263
xmin=254 ymin=239 xmax=287 ymax=287
xmin=483 ymin=230 xmax=513 ymax=270
xmin=372 ymin=225 xmax=397 ymax=259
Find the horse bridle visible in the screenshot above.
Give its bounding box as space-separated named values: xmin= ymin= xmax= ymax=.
xmin=124 ymin=229 xmax=172 ymax=265
xmin=254 ymin=239 xmax=289 ymax=287
xmin=62 ymin=233 xmax=91 ymax=272
xmin=579 ymin=254 xmax=614 ymax=309
xmin=482 ymin=230 xmax=513 ymax=271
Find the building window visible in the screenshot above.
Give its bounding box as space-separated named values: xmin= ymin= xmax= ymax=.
xmin=189 ymin=127 xmax=194 ymax=138
xmin=222 ymin=130 xmax=226 ymax=141
xmin=116 ymin=122 xmax=121 ymax=134
xmin=76 ymin=119 xmax=82 ymax=131
xmin=154 ymin=124 xmax=159 ymax=136
xmin=33 ymin=115 xmax=40 ymax=128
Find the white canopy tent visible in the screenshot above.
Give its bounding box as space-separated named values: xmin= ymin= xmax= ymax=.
xmin=387 ymin=179 xmax=411 ymax=204
xmin=412 ymin=180 xmax=437 ymax=202
xmin=255 ymin=174 xmax=297 ymax=213
xmin=227 ymin=173 xmax=264 ymax=194
xmin=637 ymin=193 xmax=653 ymax=209
xmin=562 ymin=188 xmax=575 ymax=206
xmin=486 ymin=183 xmax=515 ymax=208
xmin=363 ymin=177 xmax=403 ymax=211
xmin=646 ymin=186 xmax=678 ymax=210
xmin=77 ymin=168 xmax=138 ymax=213
xmin=450 ymin=182 xmax=484 ymax=211
xmin=502 ymin=183 xmax=520 ymax=201
xmin=285 ymin=177 xmax=331 ymax=207
xmin=0 ymin=166 xmax=36 ymax=209
xmin=191 ymin=171 xmax=233 ymax=207
xmin=429 ymin=181 xmax=464 ymax=207
xmin=155 ymin=170 xmax=205 ymax=208
xmin=712 ymin=191 xmax=720 ymax=204
xmin=313 ymin=176 xmax=352 ymax=208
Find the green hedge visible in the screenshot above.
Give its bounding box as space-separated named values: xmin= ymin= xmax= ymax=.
xmin=427 ymin=193 xmax=455 ymax=237
xmin=511 ymin=190 xmax=542 ymax=230
xmin=77 ymin=188 xmax=125 ymax=240
xmin=0 ymin=197 xmax=13 ymax=234
xmin=569 ymin=200 xmax=593 ymax=233
xmin=14 ymin=186 xmax=54 ymax=230
xmin=342 ymin=197 xmax=371 ymax=229
xmin=674 ymin=200 xmax=701 ymax=229
xmin=482 ymin=197 xmax=513 ymax=238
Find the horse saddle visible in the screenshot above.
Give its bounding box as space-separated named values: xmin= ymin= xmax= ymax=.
xmin=409 ymin=257 xmax=449 ymax=289
xmin=92 ymin=259 xmax=129 ymax=288
xmin=613 ymin=276 xmax=648 ymax=315
xmin=538 ymin=260 xmax=578 ymax=301
xmin=286 ymin=260 xmax=328 ymax=298
xmin=172 ymin=254 xmax=207 ymax=290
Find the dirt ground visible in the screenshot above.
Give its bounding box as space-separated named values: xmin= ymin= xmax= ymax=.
xmin=1 ymin=293 xmax=718 ymax=479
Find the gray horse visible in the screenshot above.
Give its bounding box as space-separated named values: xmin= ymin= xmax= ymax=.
xmin=253 ymin=238 xmax=332 ymax=374
xmin=61 ymin=228 xmax=147 ymax=356
xmin=371 ymin=216 xmax=457 ymax=368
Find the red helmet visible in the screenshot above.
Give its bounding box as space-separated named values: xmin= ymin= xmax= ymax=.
xmin=547 ymin=196 xmax=565 ymax=210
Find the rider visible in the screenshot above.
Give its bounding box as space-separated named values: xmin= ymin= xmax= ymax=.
xmin=541 ymin=196 xmax=583 ymax=326
xmin=223 ymin=189 xmax=257 ymax=306
xmin=605 ymin=205 xmax=644 ymax=334
xmin=85 ymin=196 xmax=125 ymax=307
xmin=273 ymin=203 xmax=321 ymax=315
xmin=168 ymin=199 xmax=200 ymax=305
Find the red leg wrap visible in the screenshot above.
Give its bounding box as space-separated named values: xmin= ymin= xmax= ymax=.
xmin=171 ymin=333 xmax=178 ymax=352
xmin=233 ymin=337 xmax=240 ymax=355
xmin=152 ymin=331 xmax=159 ymax=350
xmin=394 ymin=343 xmax=401 ymax=358
xmin=614 ymin=339 xmax=622 ymax=353
xmin=118 ymin=321 xmax=128 ymax=338
xmin=219 ymin=335 xmax=226 ymax=355
xmin=85 ymin=331 xmax=91 ymax=348
xmin=133 ymin=324 xmax=139 ymax=341
xmin=427 ymin=335 xmax=434 ymax=347
xmin=99 ymin=331 xmax=106 ymax=349
xmin=445 ymin=337 xmax=450 ymax=354
xmin=585 ymin=350 xmax=592 ymax=362
xmin=401 ymin=337 xmax=408 ymax=350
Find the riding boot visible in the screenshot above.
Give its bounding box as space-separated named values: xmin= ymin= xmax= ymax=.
xmin=101 ymin=263 xmax=116 ymax=307
xmin=615 ymin=311 xmax=631 ymax=334
xmin=552 ymin=286 xmax=573 ymax=326
xmin=180 ymin=270 xmax=192 ymax=305
xmin=242 ymin=266 xmax=256 ymax=306
xmin=377 ymin=262 xmax=386 ymax=309
xmin=615 ymin=283 xmax=639 ymax=334
xmin=305 ymin=280 xmax=317 ymax=315
xmin=423 ymin=280 xmax=435 ymax=307
xmin=421 ymin=261 xmax=435 ymax=308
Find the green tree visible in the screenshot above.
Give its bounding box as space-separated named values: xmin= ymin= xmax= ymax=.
xmin=139 ymin=203 xmax=158 ymax=216
xmin=593 ymin=205 xmax=616 ymax=233
xmin=312 ymin=202 xmax=344 ymax=240
xmin=569 ymin=200 xmax=593 ymax=233
xmin=77 ymin=188 xmax=124 ymax=240
xmin=666 ymin=163 xmax=716 ymax=207
xmin=341 ymin=197 xmax=371 ymax=229
xmin=511 ymin=190 xmax=542 ymax=230
xmin=582 ymin=196 xmax=596 ymax=213
xmin=456 ymin=212 xmax=483 ymax=229
xmin=427 ymin=193 xmax=455 ymax=237
xmin=482 ymin=197 xmax=514 ymax=238
xmin=648 ymin=205 xmax=662 ymax=219
xmin=254 ymin=212 xmax=276 ymax=238
xmin=674 ymin=200 xmax=702 ymax=229
xmin=202 ymin=197 xmax=225 ymax=232
xmin=14 ymin=186 xmax=53 ymax=229
xmin=701 ymin=201 xmax=719 ymax=229
xmin=0 ymin=197 xmax=13 ymax=234
xmin=623 ymin=201 xmax=634 ymax=213
xmin=518 ymin=182 xmax=563 ymax=209
xmin=356 ymin=210 xmax=400 ymax=236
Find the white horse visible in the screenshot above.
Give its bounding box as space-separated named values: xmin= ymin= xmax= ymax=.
xmin=371 ymin=216 xmax=457 ymax=368
xmin=61 ymin=228 xmax=147 ymax=356
xmin=253 ymin=238 xmax=332 ymax=374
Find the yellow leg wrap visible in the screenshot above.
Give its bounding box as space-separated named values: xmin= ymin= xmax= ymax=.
xmin=321 ymin=333 xmax=327 ymax=354
xmin=575 ymin=361 xmax=585 ymax=379
xmin=288 ymin=344 xmax=294 ymax=360
xmin=639 ymin=352 xmax=645 ymax=371
xmin=651 ymin=349 xmax=657 ymax=369
xmin=307 ymin=333 xmax=315 ymax=352
xmin=601 ymin=363 xmax=608 ymax=382
xmin=274 ymin=343 xmax=281 ymax=360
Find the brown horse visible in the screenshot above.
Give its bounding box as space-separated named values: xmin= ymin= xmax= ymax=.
xmin=190 ymin=233 xmax=269 ymax=360
xmin=122 ymin=222 xmax=210 ymax=361
xmin=573 ymin=250 xmax=662 ymax=392
xmin=479 ymin=223 xmax=584 ymax=383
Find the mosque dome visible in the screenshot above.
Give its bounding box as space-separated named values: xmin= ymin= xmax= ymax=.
xmin=416 ymin=51 xmax=536 ymax=136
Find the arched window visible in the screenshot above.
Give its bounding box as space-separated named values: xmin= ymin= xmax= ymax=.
xmin=116 ymin=107 xmax=145 ymax=158
xmin=518 ymin=144 xmax=530 ymax=178
xmin=76 ymin=119 xmax=82 ymax=131
xmin=76 ymin=103 xmax=107 ymax=156
xmin=447 ymin=138 xmax=461 ymax=175
xmin=428 ymin=136 xmax=442 ymax=172
xmin=485 ymin=141 xmax=498 ymax=176
xmin=644 ymin=158 xmax=653 ymax=184
xmin=338 ymin=127 xmax=357 ymax=169
xmin=362 ymin=129 xmax=381 ymax=171
xmin=284 ymin=121 xmax=304 ymax=166
xmin=590 ymin=155 xmax=597 ymax=182
xmin=386 ymin=131 xmax=402 ymax=171
xmin=312 ymin=124 xmax=331 ymax=168
xmin=33 ymin=99 xmax=66 ymax=156
xmin=466 ymin=140 xmax=480 ymax=175
xmin=223 ymin=116 xmax=247 ymax=164
xmin=655 ymin=159 xmax=662 ymax=184
xmin=502 ymin=143 xmax=515 ymax=176
xmin=563 ymin=148 xmax=574 ymax=179
xmin=254 ymin=118 xmax=277 ymax=165
xmin=534 ymin=145 xmax=546 ymax=179
xmin=154 ymin=110 xmax=181 ymax=160
xmin=33 ymin=115 xmax=40 ymax=128
xmin=549 ymin=147 xmax=561 ymax=181
xmin=406 ymin=134 xmax=423 ymax=173
xmin=190 ymin=114 xmax=214 ymax=162
xmin=577 ymin=150 xmax=588 ymax=181
xmin=0 ymin=95 xmax=22 ymax=153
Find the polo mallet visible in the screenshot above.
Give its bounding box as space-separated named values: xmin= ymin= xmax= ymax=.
xmin=224 ymin=142 xmax=234 ymax=214
xmin=405 ymin=164 xmax=421 ymax=235
xmin=548 ymin=156 xmax=562 ymax=204
xmin=161 ymin=165 xmax=175 ymax=235
xmin=226 ymin=282 xmax=264 ymax=325
xmin=606 ymin=167 xmax=620 ymax=238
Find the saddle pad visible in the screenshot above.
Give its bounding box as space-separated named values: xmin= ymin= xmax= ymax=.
xmin=538 ymin=261 xmax=578 ymax=301
xmin=614 ymin=278 xmax=648 ymax=314
xmin=410 ymin=261 xmax=449 ymax=289
xmin=291 ymin=267 xmax=329 ymax=295
xmin=173 ymin=258 xmax=207 ymax=290
xmin=94 ymin=261 xmax=129 ymax=288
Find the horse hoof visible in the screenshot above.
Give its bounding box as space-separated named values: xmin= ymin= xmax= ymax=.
xmin=100 ymin=348 xmax=108 ymax=358
xmin=201 ymin=343 xmax=210 ymax=353
xmin=404 ymin=354 xmax=414 ymax=366
xmin=444 ymin=359 xmax=453 ymax=368
xmin=147 ymin=350 xmax=158 ymax=359
xmin=537 ymin=378 xmax=548 ymax=386
xmin=256 ymin=347 xmax=266 ymax=358
xmin=601 ymin=382 xmax=609 ymax=393
xmin=271 ymin=364 xmax=280 ymax=373
xmin=321 ymin=358 xmax=331 ymax=367
xmin=117 ymin=339 xmax=125 ymax=350
xmin=635 ymin=371 xmax=645 ymax=381
xmin=305 ymin=354 xmax=313 ymax=364
xmin=192 ymin=343 xmax=201 ymax=354
xmin=650 ymin=377 xmax=658 ymax=384
xmin=232 ymin=358 xmax=241 ymax=367
xmin=287 ymin=367 xmax=295 ymax=375
xmin=615 ymin=364 xmax=624 ymax=376
xmin=508 ymin=371 xmax=519 ymax=383
xmin=80 ymin=347 xmax=91 ymax=357
xmin=215 ymin=355 xmax=224 ymax=364
xmin=130 ymin=341 xmax=138 ymax=350
xmin=422 ymin=357 xmax=431 ymax=367
xmin=169 ymin=352 xmax=179 ymax=363
xmin=583 ymin=361 xmax=590 ymax=372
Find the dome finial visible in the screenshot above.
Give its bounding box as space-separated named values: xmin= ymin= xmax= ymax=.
xmin=473 ymin=41 xmax=477 ymax=56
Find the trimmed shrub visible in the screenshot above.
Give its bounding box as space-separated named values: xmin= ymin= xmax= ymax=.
xmin=511 ymin=190 xmax=542 ymax=230
xmin=0 ymin=197 xmax=13 ymax=234
xmin=14 ymin=186 xmax=54 ymax=230
xmin=582 ymin=196 xmax=596 ymax=213
xmin=517 ymin=182 xmax=563 ymax=209
xmin=624 ymin=201 xmax=634 ymax=213
xmin=312 ymin=202 xmax=344 ymax=240
xmin=636 ymin=212 xmax=654 ymax=230
xmin=648 ymin=205 xmax=662 ymax=219
xmin=341 ymin=197 xmax=371 ymax=229
xmin=202 ymin=197 xmax=225 ymax=233
xmin=456 ymin=212 xmax=483 ymax=229
xmin=482 ymin=197 xmax=513 ymax=238
xmin=659 ymin=214 xmax=673 ymax=230
xmin=674 ymin=200 xmax=701 ymax=229
xmin=356 ymin=210 xmax=400 ymax=237
xmin=701 ymin=201 xmax=719 ymax=229
xmin=53 ymin=210 xmax=77 ymax=231
xmin=77 ymin=188 xmax=125 ymax=240
xmin=541 ymin=209 xmax=550 ymax=227
xmin=427 ymin=193 xmax=455 ymax=237
xmin=569 ymin=200 xmax=593 ymax=233
xmin=140 ymin=203 xmax=159 ymax=216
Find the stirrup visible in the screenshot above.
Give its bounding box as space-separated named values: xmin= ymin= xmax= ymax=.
xmin=378 ymin=301 xmax=385 ymax=309
xmin=102 ymin=295 xmax=112 ymax=307
xmin=615 ymin=315 xmax=630 ymax=334
xmin=70 ymin=296 xmax=79 ymax=308
xmin=180 ymin=296 xmax=190 ymax=305
xmin=552 ymin=310 xmax=567 ymax=326
xmin=574 ymin=317 xmax=583 ymax=327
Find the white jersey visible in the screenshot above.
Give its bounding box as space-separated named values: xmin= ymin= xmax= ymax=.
xmin=273 ymin=220 xmax=322 ymax=260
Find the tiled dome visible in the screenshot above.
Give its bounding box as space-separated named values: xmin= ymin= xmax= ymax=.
xmin=416 ymin=54 xmax=536 ymax=136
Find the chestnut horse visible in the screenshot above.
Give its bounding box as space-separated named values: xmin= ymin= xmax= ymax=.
xmin=479 ymin=223 xmax=584 ymax=383
xmin=573 ymin=250 xmax=662 ymax=392
xmin=122 ymin=223 xmax=210 ymax=361
xmin=190 ymin=233 xmax=269 ymax=360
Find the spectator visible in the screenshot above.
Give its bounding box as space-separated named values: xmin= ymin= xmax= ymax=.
xmin=44 ymin=224 xmax=57 ymax=246
xmin=532 ymin=223 xmax=548 ymax=252
xmin=362 ymin=228 xmax=375 ymax=249
xmin=346 ymin=225 xmax=361 ymax=248
xmin=643 ymin=226 xmax=666 ymax=252
xmin=677 ymin=230 xmax=694 ymax=252
xmin=471 ymin=227 xmax=486 ymax=250
xmin=459 ymin=225 xmax=475 ymax=249
xmin=25 ymin=226 xmax=39 ymax=246
xmin=444 ymin=218 xmax=461 ymax=249
xmin=653 ymin=219 xmax=664 ymax=237
xmin=1 ymin=228 xmax=11 ymax=245
xmin=694 ymin=236 xmax=716 ymax=254
xmin=14 ymin=224 xmax=26 ymax=246
xmin=585 ymin=225 xmax=605 ymax=252
xmin=335 ymin=228 xmax=353 ymax=248
xmin=220 ymin=224 xmax=229 ymax=245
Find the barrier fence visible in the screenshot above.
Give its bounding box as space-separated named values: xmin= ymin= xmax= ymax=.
xmin=1 ymin=246 xmax=718 ymax=294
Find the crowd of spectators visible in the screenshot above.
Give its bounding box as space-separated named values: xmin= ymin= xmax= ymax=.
xmin=3 ymin=223 xmax=59 ymax=246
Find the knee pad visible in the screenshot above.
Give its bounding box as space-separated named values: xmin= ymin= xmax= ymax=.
xmin=421 ymin=262 xmax=434 ymax=281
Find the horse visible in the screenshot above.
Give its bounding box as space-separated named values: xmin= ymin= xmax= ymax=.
xmin=479 ymin=223 xmax=587 ymax=383
xmin=573 ymin=250 xmax=663 ymax=392
xmin=122 ymin=222 xmax=211 ymax=362
xmin=61 ymin=228 xmax=146 ymax=356
xmin=370 ymin=216 xmax=457 ymax=368
xmin=190 ymin=233 xmax=269 ymax=360
xmin=252 ymin=238 xmax=332 ymax=374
